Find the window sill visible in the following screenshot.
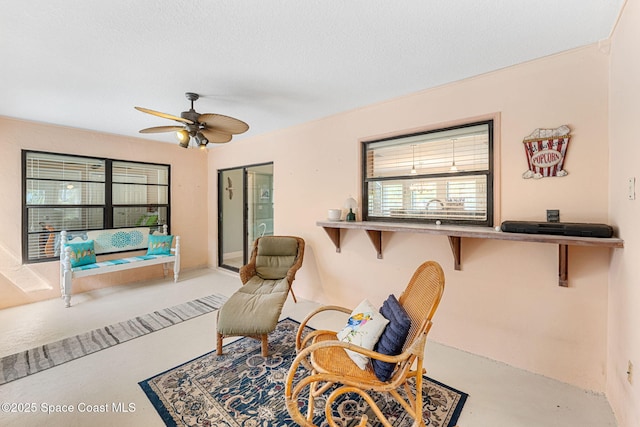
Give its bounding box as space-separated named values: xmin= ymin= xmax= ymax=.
xmin=317 ymin=220 xmax=624 ymax=287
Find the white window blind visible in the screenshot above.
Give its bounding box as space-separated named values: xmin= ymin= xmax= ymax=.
xmin=364 ymin=121 xmax=493 ymax=225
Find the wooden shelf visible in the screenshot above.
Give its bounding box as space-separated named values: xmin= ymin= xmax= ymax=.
xmin=318 ymin=220 xmax=624 ymax=287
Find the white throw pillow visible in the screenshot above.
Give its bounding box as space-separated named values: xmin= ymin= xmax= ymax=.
xmin=336 ymin=299 xmax=389 ymax=370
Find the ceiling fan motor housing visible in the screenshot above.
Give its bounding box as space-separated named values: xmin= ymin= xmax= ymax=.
xmin=181 ymin=92 xmax=202 ymax=131
xmin=181 ymin=111 xmax=201 ymax=128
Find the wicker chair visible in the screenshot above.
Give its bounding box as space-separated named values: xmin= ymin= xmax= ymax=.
xmin=285 ymin=260 xmax=445 ymax=427
xmin=238 ymin=235 xmax=304 ymax=304
xmin=217 ymin=236 xmax=305 ymax=357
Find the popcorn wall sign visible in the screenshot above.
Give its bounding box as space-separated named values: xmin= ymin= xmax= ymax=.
xmin=522 ymin=125 xmax=571 ymax=179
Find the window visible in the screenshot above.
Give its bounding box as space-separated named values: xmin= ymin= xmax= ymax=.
xmin=22 ymin=151 xmax=170 ymax=263
xmin=363 ymin=120 xmax=493 ymax=226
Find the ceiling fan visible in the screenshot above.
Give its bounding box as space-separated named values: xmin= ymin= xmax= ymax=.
xmin=135 ymin=92 xmax=249 ymax=149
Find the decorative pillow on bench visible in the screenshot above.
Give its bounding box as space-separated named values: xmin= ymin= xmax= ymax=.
xmin=372 ymin=294 xmax=412 ymax=381
xmin=147 ymin=234 xmax=174 ymax=255
xmin=337 ymin=299 xmax=389 ymax=370
xmin=66 ymin=240 xmax=96 ymax=268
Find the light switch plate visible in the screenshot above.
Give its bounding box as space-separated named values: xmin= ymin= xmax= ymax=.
xmin=629 ymin=177 xmax=636 ymax=200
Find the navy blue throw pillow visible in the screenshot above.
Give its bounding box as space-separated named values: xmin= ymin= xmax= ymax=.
xmin=372 ymin=294 xmax=412 ymax=382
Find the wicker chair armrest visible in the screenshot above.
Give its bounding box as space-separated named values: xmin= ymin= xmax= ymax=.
xmin=299 ymin=329 xmax=339 ymax=350
xmin=239 ymin=263 xmax=257 ymax=285
xmin=296 ymin=305 xmax=352 ymax=350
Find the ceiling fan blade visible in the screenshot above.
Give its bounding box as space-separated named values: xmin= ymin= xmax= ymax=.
xmin=139 ymin=126 xmax=185 ymax=134
xmin=198 ymin=114 xmax=249 ymax=134
xmin=135 ymin=106 xmax=194 ymax=125
xmin=201 ymin=128 xmax=233 ymax=143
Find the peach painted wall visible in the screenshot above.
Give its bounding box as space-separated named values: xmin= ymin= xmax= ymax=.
xmin=608 ymin=0 xmax=640 ymax=425
xmin=0 ymin=117 xmax=209 ymax=309
xmin=208 ymin=45 xmax=612 ymax=391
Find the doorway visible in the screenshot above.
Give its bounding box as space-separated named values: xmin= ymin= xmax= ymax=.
xmin=218 ymin=163 xmax=273 ymax=271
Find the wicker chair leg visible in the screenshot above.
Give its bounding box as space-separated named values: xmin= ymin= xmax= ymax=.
xmin=261 ymin=334 xmax=269 ymax=357
xmin=306 ymin=378 xmax=318 ymax=421
xmin=289 ymin=285 xmax=298 ymax=303
xmin=216 ymin=331 xmax=223 ymax=355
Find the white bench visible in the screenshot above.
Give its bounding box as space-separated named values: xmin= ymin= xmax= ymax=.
xmin=59 ymin=226 xmax=180 ymax=307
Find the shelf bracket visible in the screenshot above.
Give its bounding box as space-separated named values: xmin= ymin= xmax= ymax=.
xmin=448 ymin=236 xmax=462 ymax=271
xmin=365 ymin=230 xmax=383 ymax=259
xmin=322 ymin=227 xmax=341 ymax=253
xmin=559 ymin=244 xmax=569 ymax=287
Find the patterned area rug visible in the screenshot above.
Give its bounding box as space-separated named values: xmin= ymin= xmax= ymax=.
xmin=140 ymin=318 xmax=468 ymax=427
xmin=0 ymin=294 xmax=227 ymax=385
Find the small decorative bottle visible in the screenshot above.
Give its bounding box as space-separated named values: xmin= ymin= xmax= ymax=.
xmin=346 ymin=208 xmax=356 ymax=222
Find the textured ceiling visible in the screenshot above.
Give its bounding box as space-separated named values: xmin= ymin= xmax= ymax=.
xmin=0 ymin=0 xmax=625 ymax=145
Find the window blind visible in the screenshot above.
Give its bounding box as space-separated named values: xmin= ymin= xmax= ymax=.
xmin=363 ymin=121 xmax=493 ymax=225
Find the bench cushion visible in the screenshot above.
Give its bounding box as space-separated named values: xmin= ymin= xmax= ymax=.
xmin=71 ymin=254 xmax=174 ymax=272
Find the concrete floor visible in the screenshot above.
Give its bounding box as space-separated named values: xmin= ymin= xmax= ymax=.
xmin=0 ymin=268 xmax=617 ymax=427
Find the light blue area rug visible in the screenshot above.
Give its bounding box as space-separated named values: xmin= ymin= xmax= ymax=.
xmin=0 ymin=294 xmax=227 ymax=385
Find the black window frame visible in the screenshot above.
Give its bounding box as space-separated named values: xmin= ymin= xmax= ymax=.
xmin=22 ymin=150 xmax=171 ymax=263
xmin=362 ymin=120 xmax=494 ymax=227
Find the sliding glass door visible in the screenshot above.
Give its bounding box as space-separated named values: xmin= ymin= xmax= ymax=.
xmin=218 ymin=163 xmax=273 ymax=271
xmin=246 ymin=164 xmax=274 ymax=254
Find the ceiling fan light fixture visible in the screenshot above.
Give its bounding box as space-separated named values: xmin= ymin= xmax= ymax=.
xmin=195 ymin=132 xmax=209 ymax=150
xmin=176 ymin=129 xmax=190 ymax=145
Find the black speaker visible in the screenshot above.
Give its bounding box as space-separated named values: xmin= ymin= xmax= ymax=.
xmin=500 ymin=221 xmax=613 ymax=238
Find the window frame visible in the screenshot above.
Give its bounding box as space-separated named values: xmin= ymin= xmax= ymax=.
xmin=362 ymin=120 xmax=494 ymax=227
xmin=22 ymin=150 xmax=171 ymax=264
